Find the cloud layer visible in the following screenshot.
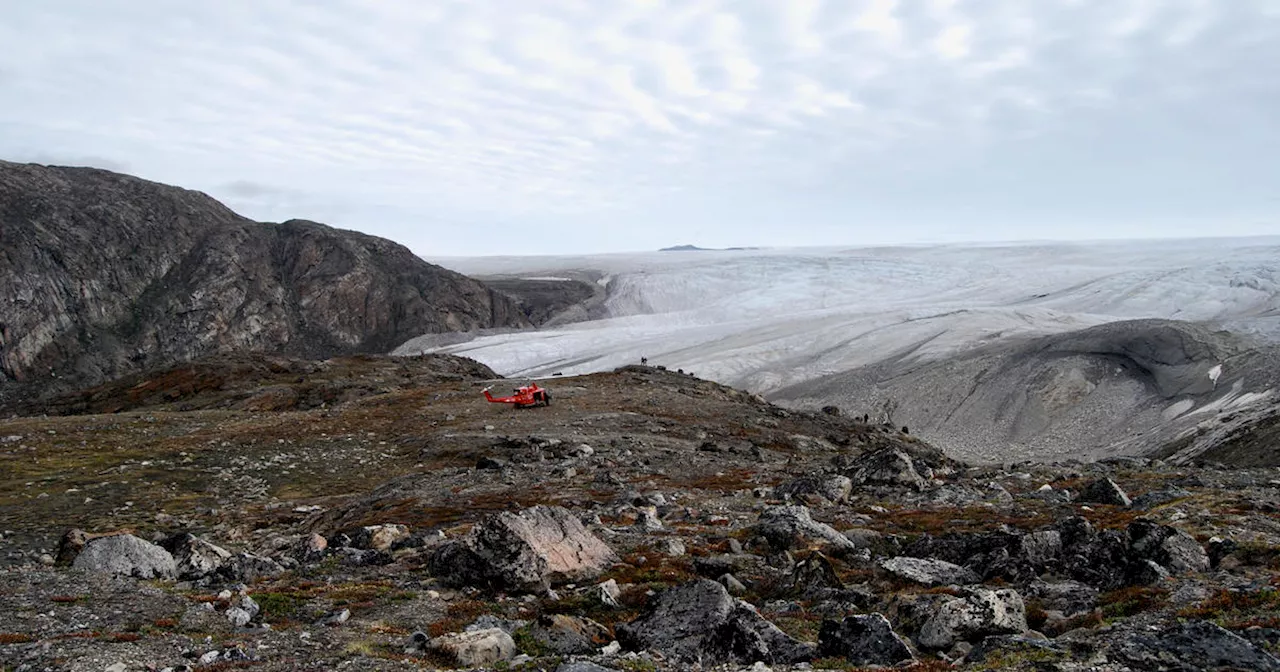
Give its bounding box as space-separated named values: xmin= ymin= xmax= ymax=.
xmin=1 ymin=0 xmax=1276 ymax=254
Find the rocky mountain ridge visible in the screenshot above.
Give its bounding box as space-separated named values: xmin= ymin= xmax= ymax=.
xmin=0 ymin=160 xmax=531 ymax=398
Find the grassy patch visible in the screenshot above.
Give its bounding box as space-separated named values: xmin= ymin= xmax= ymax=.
xmin=1098 ymin=586 xmax=1169 ymax=620
xmin=1178 ymin=587 xmax=1280 ymax=629
xmin=249 ymin=591 xmax=307 ymax=624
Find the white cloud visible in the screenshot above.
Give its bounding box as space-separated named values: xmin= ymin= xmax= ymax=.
xmin=0 ymin=0 xmax=1275 ymax=254
xmin=933 ymin=24 xmax=973 ymax=60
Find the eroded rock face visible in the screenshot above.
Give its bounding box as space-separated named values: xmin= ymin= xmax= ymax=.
xmin=917 ymin=588 xmax=1028 ymax=650
xmin=615 ymin=579 xmax=814 ymax=666
xmin=816 ymin=614 xmax=914 ymax=666
xmin=0 ymin=160 xmax=530 ymax=393
xmin=430 ymin=505 xmax=618 ymax=592
xmin=71 ymin=534 xmax=176 ymax=580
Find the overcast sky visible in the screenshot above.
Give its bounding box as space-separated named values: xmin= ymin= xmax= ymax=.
xmin=2 ymin=1 xmax=1277 ymax=256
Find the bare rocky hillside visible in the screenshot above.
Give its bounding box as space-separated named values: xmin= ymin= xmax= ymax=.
xmin=0 ymin=160 xmax=531 ymax=398
xmin=1 ymin=358 xmax=1278 ymax=671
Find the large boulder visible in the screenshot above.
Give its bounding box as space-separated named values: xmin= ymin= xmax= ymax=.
xmin=426 ymin=628 xmax=516 ymax=667
xmin=525 ymin=614 xmax=611 ymax=655
xmin=816 ymin=614 xmax=914 ymax=666
xmin=351 ymin=524 xmax=410 ymax=551
xmin=615 ymin=579 xmax=814 ymax=666
xmin=881 ymin=557 xmax=978 ymax=587
xmin=430 ymin=505 xmax=618 ymax=593
xmin=72 ymin=534 xmax=176 ymax=579
xmin=844 ymin=448 xmax=929 ymax=490
xmin=1127 ymin=520 xmax=1210 ymax=575
xmin=918 ymin=588 xmax=1028 ymax=650
xmin=1078 ymin=478 xmax=1132 ymax=506
xmin=162 ymin=533 xmax=233 ymax=580
xmin=1108 ymin=621 xmax=1280 ymax=671
xmin=752 ymin=506 xmax=859 ymax=556
xmin=775 ymin=475 xmax=853 ymax=503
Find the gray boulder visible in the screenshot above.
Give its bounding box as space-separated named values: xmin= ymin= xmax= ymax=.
xmin=430 ymin=505 xmax=618 ymax=593
xmin=225 ymin=552 xmax=286 ymax=581
xmin=351 ymin=524 xmax=410 ymax=551
xmin=615 ymin=579 xmax=814 ymax=665
xmin=845 ymin=448 xmax=929 ymax=490
xmin=427 ymin=628 xmax=516 ymax=667
xmin=72 ymin=534 xmax=176 ymax=579
xmin=526 ymin=614 xmax=611 ymax=655
xmin=1078 ymin=478 xmax=1132 ymax=506
xmin=163 ymin=533 xmax=233 ymax=580
xmin=1127 ymin=520 xmax=1210 ymax=574
xmin=753 ymin=506 xmax=859 ymax=556
xmin=775 ymin=475 xmax=853 ymax=503
xmin=816 ymin=614 xmax=914 ymax=666
xmin=1109 ymin=621 xmax=1280 ymax=671
xmin=918 ymin=588 xmax=1028 ymax=650
xmin=555 ymin=663 xmax=620 ymax=672
xmin=880 ymin=557 xmax=978 ymax=587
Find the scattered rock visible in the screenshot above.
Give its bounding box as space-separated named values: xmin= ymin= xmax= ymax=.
xmin=918 ymin=588 xmax=1028 ymax=650
xmin=880 ymin=556 xmax=978 ymax=587
xmin=426 ymin=628 xmax=517 ymax=667
xmin=352 ymin=524 xmax=410 ymax=551
xmin=634 ymin=506 xmax=663 ymax=532
xmin=719 ymin=573 xmax=748 ymax=595
xmin=845 ymin=448 xmax=930 ymax=490
xmin=555 ymin=662 xmax=621 ymax=672
xmin=615 ymin=579 xmax=814 ymax=665
xmin=526 ymin=614 xmax=611 ymax=655
xmin=752 ymin=506 xmax=859 ymax=556
xmin=775 ymin=475 xmax=852 ymax=503
xmin=225 ymin=552 xmax=286 ymax=581
xmin=71 ymin=534 xmax=176 ymax=579
xmin=1078 ymin=477 xmax=1132 ymax=506
xmin=430 ymin=505 xmax=619 ymax=593
xmin=815 ymin=614 xmax=914 ymax=666
xmin=654 ymin=537 xmax=686 ymax=557
xmin=162 ymin=533 xmax=232 ymax=580
xmin=1127 ymin=520 xmax=1210 ymax=574
xmin=1109 ymin=620 xmax=1280 ymax=671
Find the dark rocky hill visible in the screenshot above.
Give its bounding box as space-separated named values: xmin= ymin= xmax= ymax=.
xmin=0 ymin=160 xmax=529 ymax=396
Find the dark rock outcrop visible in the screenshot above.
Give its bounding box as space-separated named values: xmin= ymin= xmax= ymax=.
xmin=815 ymin=614 xmax=914 ymax=666
xmin=752 ymin=505 xmax=859 ymax=556
xmin=0 ymin=160 xmax=529 ymax=394
xmin=1108 ymin=621 xmax=1280 ymax=671
xmin=1078 ymin=477 xmax=1133 ymax=506
xmin=615 ymin=579 xmax=814 ymax=666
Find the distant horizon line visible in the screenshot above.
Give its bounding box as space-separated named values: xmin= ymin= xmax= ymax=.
xmin=425 ymin=232 xmax=1280 ymax=260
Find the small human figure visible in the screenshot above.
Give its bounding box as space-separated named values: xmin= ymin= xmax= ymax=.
xmin=641 ymin=356 xmax=648 ymax=365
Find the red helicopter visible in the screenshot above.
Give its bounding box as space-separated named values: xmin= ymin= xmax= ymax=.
xmin=482 ymin=382 xmax=551 ymax=408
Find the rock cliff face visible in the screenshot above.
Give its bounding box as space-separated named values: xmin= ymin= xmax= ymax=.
xmin=0 ymin=160 xmax=529 ymax=392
